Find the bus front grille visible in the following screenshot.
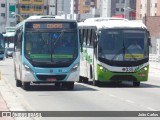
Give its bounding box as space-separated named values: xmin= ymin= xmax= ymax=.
xmin=36 ymin=75 xmax=67 ymax=81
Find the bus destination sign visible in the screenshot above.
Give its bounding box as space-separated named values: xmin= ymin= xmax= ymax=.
xmin=33 ymin=24 xmax=63 ymax=29
xmin=26 ymin=22 xmax=76 ymax=29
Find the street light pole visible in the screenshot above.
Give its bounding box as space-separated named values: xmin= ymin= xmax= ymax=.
xmin=55 ymin=0 xmax=57 ymax=15
xmin=11 ymin=12 xmax=24 ymax=23
xmin=123 ymin=0 xmax=126 ymax=18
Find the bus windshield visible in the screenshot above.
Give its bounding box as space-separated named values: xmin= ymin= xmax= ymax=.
xmin=98 ymin=29 xmax=148 ymax=61
xmin=24 ymin=30 xmax=77 ymax=64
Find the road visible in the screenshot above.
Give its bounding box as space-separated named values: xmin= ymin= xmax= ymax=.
xmin=0 ymin=58 xmax=160 ymax=120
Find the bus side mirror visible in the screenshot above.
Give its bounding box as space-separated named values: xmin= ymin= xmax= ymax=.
xmin=148 ymin=37 xmax=152 ymax=47
xmin=147 ymin=31 xmax=152 ymax=47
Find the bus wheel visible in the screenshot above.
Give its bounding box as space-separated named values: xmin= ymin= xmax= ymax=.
xmin=22 ymin=82 xmax=30 ymax=90
xmin=79 ymin=76 xmax=83 ymax=83
xmin=133 ymin=81 xmax=140 ymax=87
xmin=63 ymin=82 xmax=74 ymax=90
xmin=83 ymin=77 xmax=88 ymax=83
xmin=16 ymin=80 xmax=22 ymax=87
xmin=93 ymin=80 xmax=100 ymax=86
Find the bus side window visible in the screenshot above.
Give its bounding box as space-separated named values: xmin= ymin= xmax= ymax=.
xmin=89 ymin=29 xmax=93 ymax=47
xmin=14 ymin=32 xmax=17 ymax=51
xmin=87 ymin=29 xmax=91 ymax=46
xmin=79 ymin=29 xmax=83 ymax=52
xmin=15 ymin=27 xmax=23 ymax=53
xmin=83 ymin=29 xmax=88 ymax=46
xmin=91 ymin=29 xmax=96 ymax=47
xmin=82 ymin=29 xmax=85 ymax=46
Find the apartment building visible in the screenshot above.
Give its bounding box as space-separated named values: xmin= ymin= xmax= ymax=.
xmin=16 ymin=0 xmax=48 ymax=23
xmin=136 ymin=0 xmax=160 ymax=19
xmin=96 ymin=0 xmax=136 ymax=19
xmin=74 ymin=0 xmax=96 ymax=14
xmin=0 ymin=0 xmax=16 ymax=33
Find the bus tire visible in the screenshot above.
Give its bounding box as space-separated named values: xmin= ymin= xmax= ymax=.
xmin=133 ymin=81 xmax=140 ymax=87
xmin=16 ymin=80 xmax=22 ymax=87
xmin=22 ymin=82 xmax=30 ymax=90
xmin=79 ymin=76 xmax=83 ymax=83
xmin=83 ymin=77 xmax=88 ymax=83
xmin=63 ymin=82 xmax=74 ymax=90
xmin=93 ymin=80 xmax=100 ymax=86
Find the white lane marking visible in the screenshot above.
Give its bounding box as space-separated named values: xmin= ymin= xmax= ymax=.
xmin=147 ymin=107 xmax=157 ymax=111
xmin=125 ymin=99 xmax=135 ymax=104
xmin=109 ymin=94 xmax=116 ymax=98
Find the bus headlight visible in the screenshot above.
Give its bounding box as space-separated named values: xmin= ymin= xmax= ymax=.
xmin=99 ymin=65 xmax=108 ymax=72
xmin=71 ymin=63 xmax=79 ymax=73
xmin=23 ymin=64 xmax=33 ymax=72
xmin=140 ymin=67 xmax=148 ymax=72
xmin=144 ymin=67 xmax=147 ymax=71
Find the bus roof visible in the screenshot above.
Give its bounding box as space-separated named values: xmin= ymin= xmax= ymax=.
xmin=78 ymin=17 xmax=147 ymax=29
xmin=25 ymin=15 xmax=77 ymax=22
xmin=16 ymin=15 xmax=77 ymax=29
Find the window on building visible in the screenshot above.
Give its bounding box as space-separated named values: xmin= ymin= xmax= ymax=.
xmin=121 ymin=8 xmax=124 ymax=12
xmin=34 ymin=0 xmax=42 ymax=2
xmin=1 ymin=4 xmax=5 ymax=7
xmin=1 ymin=13 xmax=5 ymax=17
xmin=140 ymin=14 xmax=142 ymax=18
xmin=155 ymin=3 xmax=157 ymax=8
xmin=22 ymin=0 xmax=30 ymax=1
xmin=116 ymin=8 xmax=119 ymax=12
xmin=119 ymin=0 xmax=125 ymax=3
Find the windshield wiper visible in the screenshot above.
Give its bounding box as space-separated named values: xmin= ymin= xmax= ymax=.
xmin=111 ymin=47 xmax=124 ymax=61
xmin=51 ymin=30 xmax=65 ymax=61
xmin=53 ymin=30 xmax=65 ymax=47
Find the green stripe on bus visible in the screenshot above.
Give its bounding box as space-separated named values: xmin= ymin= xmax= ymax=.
xmin=30 ymin=54 xmax=73 ymax=58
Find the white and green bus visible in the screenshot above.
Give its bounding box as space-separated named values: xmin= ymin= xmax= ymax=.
xmin=78 ymin=18 xmax=151 ymax=87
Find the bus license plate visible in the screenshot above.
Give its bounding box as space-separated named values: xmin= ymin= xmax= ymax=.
xmin=47 ymin=78 xmax=57 ymax=81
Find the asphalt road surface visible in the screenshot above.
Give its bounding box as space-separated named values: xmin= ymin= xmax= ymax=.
xmin=0 ymin=58 xmax=160 ymax=120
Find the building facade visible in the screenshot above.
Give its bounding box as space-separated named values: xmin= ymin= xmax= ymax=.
xmin=96 ymin=0 xmax=136 ymax=19
xmin=16 ymin=0 xmax=48 ymax=23
xmin=136 ymin=0 xmax=160 ymax=19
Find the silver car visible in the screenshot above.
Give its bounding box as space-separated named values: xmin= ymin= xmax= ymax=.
xmin=5 ymin=47 xmax=14 ymax=58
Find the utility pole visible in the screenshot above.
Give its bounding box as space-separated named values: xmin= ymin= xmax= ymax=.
xmin=55 ymin=0 xmax=57 ymax=15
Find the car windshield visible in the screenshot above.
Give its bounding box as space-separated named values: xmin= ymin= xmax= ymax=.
xmin=7 ymin=48 xmax=14 ymax=51
xmin=98 ymin=29 xmax=148 ymax=61
xmin=24 ymin=31 xmax=77 ymax=63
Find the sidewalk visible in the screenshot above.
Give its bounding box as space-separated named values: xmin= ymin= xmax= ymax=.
xmin=0 ymin=78 xmax=15 ymax=120
xmin=0 ymin=72 xmax=35 ymax=120
xmin=149 ymin=61 xmax=160 ymax=70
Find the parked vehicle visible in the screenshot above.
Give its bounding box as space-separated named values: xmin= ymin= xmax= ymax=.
xmin=5 ymin=47 xmax=14 ymax=58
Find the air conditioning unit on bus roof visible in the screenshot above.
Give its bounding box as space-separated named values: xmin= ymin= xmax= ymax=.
xmin=84 ymin=17 xmax=128 ymax=23
xmin=27 ymin=15 xmax=63 ymax=20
